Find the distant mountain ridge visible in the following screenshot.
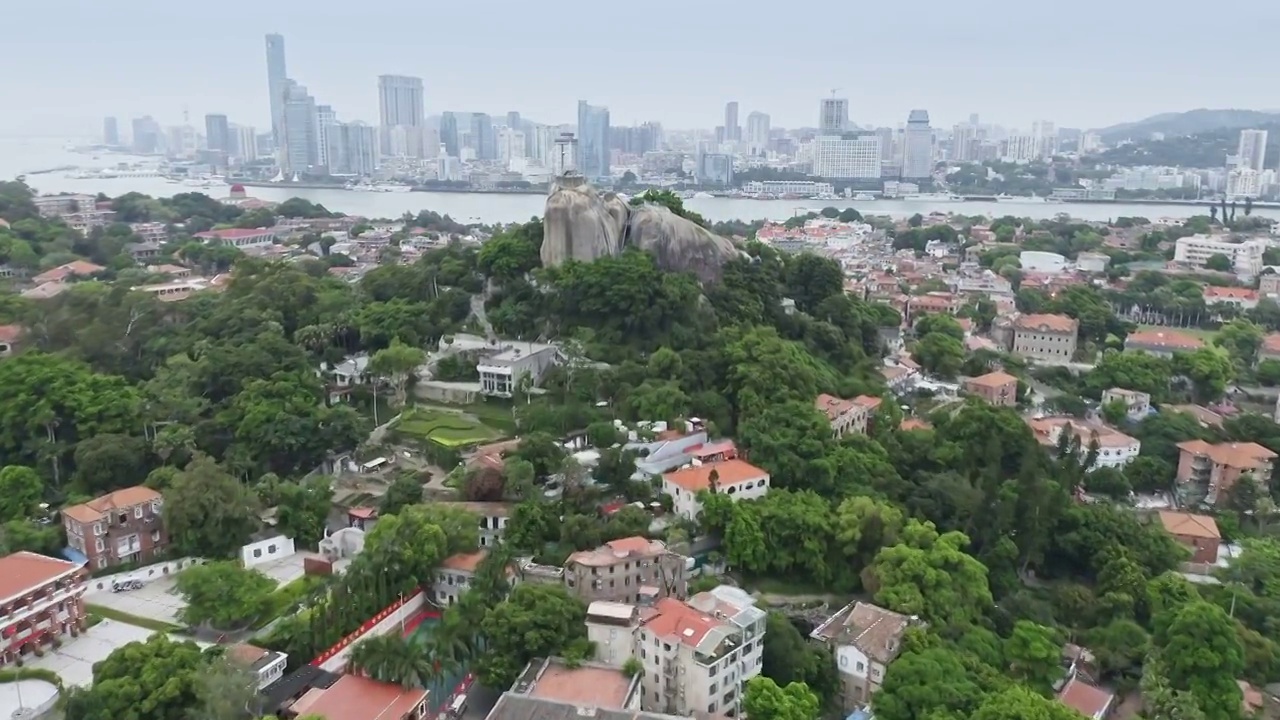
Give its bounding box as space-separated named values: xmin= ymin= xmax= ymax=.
xmin=1095 ymin=109 xmax=1280 ymax=142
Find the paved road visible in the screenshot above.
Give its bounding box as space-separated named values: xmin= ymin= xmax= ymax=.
xmin=469 ymin=295 xmax=496 ymax=341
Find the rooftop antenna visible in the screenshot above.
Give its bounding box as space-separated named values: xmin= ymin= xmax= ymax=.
xmin=830 ymin=88 xmax=842 ymax=97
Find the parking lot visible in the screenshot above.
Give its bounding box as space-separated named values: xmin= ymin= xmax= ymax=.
xmin=27 ymin=619 xmax=155 ymax=687
xmin=86 ymin=574 xmax=187 ymax=625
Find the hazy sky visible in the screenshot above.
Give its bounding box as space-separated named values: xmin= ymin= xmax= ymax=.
xmin=7 ymin=0 xmax=1279 ymax=137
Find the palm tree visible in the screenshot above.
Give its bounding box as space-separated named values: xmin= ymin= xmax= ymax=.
xmin=348 ymin=635 xmax=434 ymax=689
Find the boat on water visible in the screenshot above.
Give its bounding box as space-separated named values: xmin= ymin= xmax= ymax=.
xmin=995 ymin=194 xmax=1060 ymax=204
xmin=902 ymin=193 xmax=963 ymax=203
xmin=853 ymin=193 xmax=876 ymax=201
xmin=692 ymin=191 xmax=713 ymax=199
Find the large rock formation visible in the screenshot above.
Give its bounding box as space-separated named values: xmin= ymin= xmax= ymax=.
xmin=541 ymin=175 xmax=625 ymax=266
xmin=541 ymin=175 xmax=740 ymax=283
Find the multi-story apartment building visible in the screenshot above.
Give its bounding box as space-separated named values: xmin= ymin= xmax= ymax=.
xmin=63 ymin=486 xmax=166 ymax=570
xmin=1026 ymin=417 xmax=1141 ymax=469
xmin=1176 ymin=440 xmax=1278 ymax=506
xmin=1157 ymin=511 xmax=1221 ymax=565
xmin=1260 ymin=273 xmax=1280 ymax=298
xmin=1011 ymin=313 xmax=1078 ymax=362
xmin=1100 ymin=388 xmax=1151 ymax=421
xmin=0 ymin=551 xmax=88 ymax=665
xmin=662 ymin=459 xmax=770 ymax=522
xmin=228 ymin=643 xmax=289 ymax=691
xmin=635 ymin=589 xmax=766 ymax=716
xmin=193 ymin=228 xmax=277 ymax=249
xmin=811 ymin=135 xmax=883 ymax=179
xmin=564 ymin=536 xmax=687 ymax=605
xmin=811 ymin=601 xmax=917 ymax=711
xmin=815 ymin=394 xmax=883 ymax=437
xmin=1174 ymin=235 xmax=1268 ymax=276
xmin=433 ymin=550 xmax=486 ymax=607
xmin=962 ymin=371 xmax=1018 ymax=407
xmin=1203 ymin=286 xmax=1260 ymax=310
xmin=476 ymin=342 xmax=564 ymax=398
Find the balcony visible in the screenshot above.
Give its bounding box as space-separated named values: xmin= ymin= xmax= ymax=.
xmin=0 ymin=585 xmax=83 ymax=627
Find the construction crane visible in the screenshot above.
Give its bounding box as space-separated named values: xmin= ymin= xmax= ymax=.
xmin=830 ymin=88 xmax=842 ymax=97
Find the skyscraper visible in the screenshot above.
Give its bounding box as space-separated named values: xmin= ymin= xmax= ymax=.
xmin=377 ymin=75 xmax=425 ymax=156
xmin=577 ymin=101 xmax=610 ymax=178
xmin=264 ymin=34 xmax=288 ymax=152
xmin=471 ymin=113 xmax=496 ymax=160
xmin=327 ymin=122 xmax=379 ymax=176
xmin=724 ymin=102 xmax=740 ymax=143
xmin=901 ymin=110 xmax=933 ymax=180
xmin=1238 ymin=129 xmax=1268 ymax=172
xmin=281 ymin=81 xmax=318 ymax=174
xmin=315 ymin=105 xmax=336 ymax=168
xmin=232 ymin=125 xmax=259 ymax=162
xmin=951 ymin=124 xmax=977 ymax=163
xmin=819 ymin=99 xmax=848 ymax=135
xmin=103 ymin=117 xmax=119 ymax=146
xmin=507 ymin=111 xmax=522 ymax=130
xmin=131 ymin=116 xmax=160 ymax=154
xmin=746 ymin=112 xmax=770 ymax=154
xmin=440 ymin=112 xmax=460 ymax=157
xmin=204 ymin=114 xmax=231 ymax=152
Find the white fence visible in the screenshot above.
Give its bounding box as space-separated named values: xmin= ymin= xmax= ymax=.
xmin=84 ymin=558 xmax=205 ymax=596
xmin=241 ymin=536 xmax=297 ymax=568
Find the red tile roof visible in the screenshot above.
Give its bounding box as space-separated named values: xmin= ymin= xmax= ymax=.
xmin=440 ymin=550 xmax=485 ymax=573
xmin=1176 ymin=440 xmax=1277 ymax=469
xmin=0 ymin=552 xmax=81 ymax=602
xmin=642 ymin=597 xmax=727 ymax=648
xmin=0 ymin=324 xmax=22 ymax=344
xmin=289 ymin=674 xmax=427 ymax=720
xmin=1014 ymin=313 xmax=1078 ymax=334
xmin=1158 ymin=511 xmax=1220 ymax=540
xmin=62 ymin=486 xmax=161 ymax=524
xmin=1056 ymin=677 xmax=1113 ymax=719
xmin=1203 ymin=286 xmax=1258 ymax=301
xmin=663 ymin=459 xmax=768 ymax=493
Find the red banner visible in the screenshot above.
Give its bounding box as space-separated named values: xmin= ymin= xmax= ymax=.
xmin=310 ymin=588 xmax=424 ymax=667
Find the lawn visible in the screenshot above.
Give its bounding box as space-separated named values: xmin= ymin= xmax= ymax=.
xmin=396 ymin=407 xmax=501 ymax=449
xmin=85 ymin=604 xmax=184 ymax=633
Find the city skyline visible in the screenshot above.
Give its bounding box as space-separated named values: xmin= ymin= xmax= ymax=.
xmin=7 ymin=0 xmax=1280 ymax=137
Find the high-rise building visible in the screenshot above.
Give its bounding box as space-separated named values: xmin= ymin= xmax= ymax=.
xmin=951 ymin=124 xmax=978 ymax=163
xmin=1003 ymin=134 xmax=1038 ymax=163
xmin=315 ymin=105 xmax=336 ymax=168
xmin=264 ymin=34 xmax=288 ymax=153
xmin=440 ymin=112 xmax=460 ymax=157
xmin=875 ymin=127 xmax=895 ymax=162
xmin=1032 ymin=120 xmax=1057 ymax=160
xmin=281 ymin=81 xmax=318 ymax=174
xmin=327 ymin=121 xmax=379 ymax=176
xmin=232 ymin=124 xmax=259 ymax=162
xmin=1238 ymin=129 xmax=1268 ymax=172
xmin=724 ymin=102 xmax=740 ymax=143
xmin=901 ymin=110 xmax=933 ymax=180
xmin=819 ymin=98 xmax=849 ymax=135
xmin=506 ymin=111 xmax=522 ymax=130
xmin=131 ymin=116 xmax=161 ymax=154
xmin=969 ymin=113 xmax=980 ymax=127
xmin=470 ymin=113 xmax=496 ymax=160
xmin=812 ymin=135 xmax=883 ymax=179
xmin=746 ymin=112 xmax=770 ymax=154
xmin=103 ymin=117 xmax=119 ymax=146
xmin=499 ymin=127 xmax=526 ymax=165
xmin=553 ymin=132 xmax=578 ymax=175
xmin=696 ymin=152 xmax=734 ymax=185
xmin=166 ymin=125 xmax=197 ymax=157
xmin=576 ymin=101 xmax=610 ymax=178
xmin=204 ymin=114 xmax=231 ymax=153
xmin=377 ymin=75 xmax=425 ymax=156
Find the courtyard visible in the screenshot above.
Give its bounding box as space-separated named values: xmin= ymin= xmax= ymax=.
xmin=405 ymin=612 xmax=473 ymax=712
xmin=26 ymin=619 xmax=156 ymax=687
xmin=86 ymin=574 xmax=186 ymax=626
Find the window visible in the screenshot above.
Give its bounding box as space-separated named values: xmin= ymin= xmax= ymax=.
xmin=95 ymin=538 xmax=104 ymax=552
xmin=708 ymin=704 xmax=716 ymax=713
xmin=151 ymin=530 xmax=161 ymax=542
xmin=134 ymin=506 xmax=143 ymax=518
xmin=97 ymin=557 xmax=108 ymax=569
xmin=709 ymin=683 xmax=718 ymax=694
xmin=93 ymin=523 xmax=103 ymax=536
xmin=856 ymin=661 xmax=865 ymax=672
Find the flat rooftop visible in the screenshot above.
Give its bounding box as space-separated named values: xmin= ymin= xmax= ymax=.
xmin=515 ymin=659 xmax=635 ymax=710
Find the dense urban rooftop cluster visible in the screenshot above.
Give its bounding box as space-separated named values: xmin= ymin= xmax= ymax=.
xmin=9 ymin=171 xmax=1280 ymax=720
